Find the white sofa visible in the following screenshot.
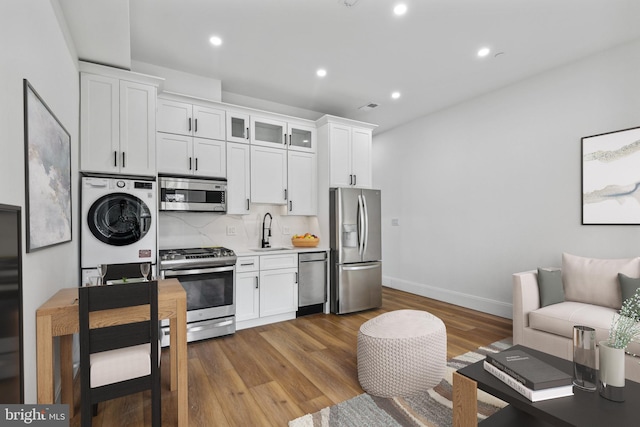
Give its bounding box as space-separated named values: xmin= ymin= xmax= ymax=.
xmin=512 ymin=254 xmax=640 ymax=383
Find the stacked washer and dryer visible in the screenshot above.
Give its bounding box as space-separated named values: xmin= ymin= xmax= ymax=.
xmin=80 ymin=175 xmax=157 ymax=284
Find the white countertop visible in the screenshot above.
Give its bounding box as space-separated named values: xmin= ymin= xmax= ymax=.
xmin=234 ymin=246 xmax=329 ymax=257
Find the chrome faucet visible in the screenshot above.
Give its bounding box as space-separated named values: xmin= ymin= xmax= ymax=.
xmin=262 ymin=212 xmax=273 ymax=248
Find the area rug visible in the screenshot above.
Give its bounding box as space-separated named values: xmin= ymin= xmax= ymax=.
xmin=289 ymin=339 xmax=512 ymax=427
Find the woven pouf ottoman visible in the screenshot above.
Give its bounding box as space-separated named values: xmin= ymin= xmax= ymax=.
xmin=357 ymin=309 xmax=447 ymax=397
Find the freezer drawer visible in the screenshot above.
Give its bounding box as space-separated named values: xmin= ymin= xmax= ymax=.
xmin=332 ymin=261 xmax=382 ymax=314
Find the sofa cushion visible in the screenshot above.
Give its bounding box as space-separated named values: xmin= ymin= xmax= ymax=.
xmin=537 ymin=268 xmax=564 ymax=307
xmin=619 ymin=273 xmax=640 ymax=302
xmin=528 ymin=301 xmax=640 ymax=357
xmin=562 ymin=253 xmax=640 ymax=309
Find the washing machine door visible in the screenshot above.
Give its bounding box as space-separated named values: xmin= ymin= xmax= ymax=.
xmin=87 ymin=193 xmax=152 ymax=246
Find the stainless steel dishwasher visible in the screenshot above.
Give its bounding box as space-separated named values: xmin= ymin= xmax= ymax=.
xmin=297 ymin=251 xmax=327 ymax=317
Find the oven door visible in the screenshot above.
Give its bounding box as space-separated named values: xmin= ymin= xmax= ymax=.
xmin=162 ymin=265 xmax=235 ymax=323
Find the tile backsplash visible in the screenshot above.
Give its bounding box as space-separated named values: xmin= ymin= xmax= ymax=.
xmin=158 ymin=204 xmax=320 ymax=250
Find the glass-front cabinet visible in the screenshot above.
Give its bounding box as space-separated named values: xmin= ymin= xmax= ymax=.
xmin=251 ymin=116 xmax=287 ymax=148
xmin=226 ymin=111 xmax=250 ymax=143
xmin=288 ymin=123 xmax=316 ymax=153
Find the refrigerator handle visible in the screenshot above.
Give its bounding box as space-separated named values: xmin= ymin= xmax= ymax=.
xmin=362 ymin=194 xmax=369 ymax=254
xmin=357 ymin=194 xmax=365 ymax=256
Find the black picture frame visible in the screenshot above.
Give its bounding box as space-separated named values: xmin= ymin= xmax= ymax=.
xmin=581 ymin=126 xmax=640 ymax=225
xmin=23 ymin=79 xmax=72 ymax=251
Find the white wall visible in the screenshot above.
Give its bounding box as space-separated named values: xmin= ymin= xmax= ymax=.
xmin=0 ymin=1 xmax=79 ymax=402
xmin=373 ymin=38 xmax=640 ymax=318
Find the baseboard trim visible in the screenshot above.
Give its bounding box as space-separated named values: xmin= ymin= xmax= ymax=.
xmin=383 ymin=275 xmax=512 ymax=319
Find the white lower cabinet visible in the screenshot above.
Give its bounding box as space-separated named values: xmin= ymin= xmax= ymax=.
xmin=236 ymin=253 xmax=298 ymax=330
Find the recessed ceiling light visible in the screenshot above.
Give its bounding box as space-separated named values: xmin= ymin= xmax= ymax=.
xmin=477 ymin=47 xmax=491 ymax=57
xmin=316 ymin=68 xmax=327 ymax=78
xmin=209 ymin=36 xmax=223 ymax=46
xmin=391 ymin=91 xmax=401 ymax=99
xmin=393 ymin=4 xmax=408 ymax=16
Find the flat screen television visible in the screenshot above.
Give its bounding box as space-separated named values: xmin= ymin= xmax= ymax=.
xmin=0 ymin=204 xmax=23 ymax=403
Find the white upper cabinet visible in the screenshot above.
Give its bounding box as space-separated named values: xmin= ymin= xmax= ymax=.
xmin=250 ymin=116 xmax=287 ymax=148
xmin=327 ymin=123 xmax=373 ymax=188
xmin=287 ymin=151 xmax=317 ymax=215
xmin=287 ymin=122 xmax=316 ymax=153
xmin=226 ymin=142 xmax=251 ymax=214
xmin=157 ymin=98 xmax=225 ymax=140
xmin=157 ymin=134 xmax=226 ymax=178
xmin=226 ymin=111 xmax=251 ymax=143
xmin=80 ymin=73 xmax=157 ymax=176
xmin=251 ymin=145 xmax=287 ymax=204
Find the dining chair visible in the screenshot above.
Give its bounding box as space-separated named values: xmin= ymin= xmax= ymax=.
xmin=79 ymin=280 xmax=161 ymax=427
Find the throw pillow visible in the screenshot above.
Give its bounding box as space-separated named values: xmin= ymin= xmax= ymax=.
xmin=562 ymin=253 xmax=640 ymax=309
xmin=537 ymin=268 xmax=565 ymax=307
xmin=619 ymin=273 xmax=640 ymax=302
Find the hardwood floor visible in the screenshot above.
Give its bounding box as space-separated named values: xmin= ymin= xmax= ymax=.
xmin=71 ymin=287 xmax=512 ymax=426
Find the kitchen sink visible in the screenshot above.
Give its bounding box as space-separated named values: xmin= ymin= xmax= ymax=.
xmin=250 ymin=247 xmax=289 ymax=252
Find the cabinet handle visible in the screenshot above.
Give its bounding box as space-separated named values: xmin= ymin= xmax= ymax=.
xmin=353 ymin=174 xmax=357 ymax=186
xmin=195 ymin=158 xmax=198 ymax=171
xmin=246 ymin=127 xmax=250 ymax=140
xmin=349 ymin=174 xmax=353 ymax=185
xmin=288 ymin=134 xmax=292 ymax=145
xmin=122 ymin=152 xmax=125 ymax=168
xmin=283 ymin=132 xmax=286 ymax=145
xmin=289 ymin=200 xmax=292 ymax=212
xmin=246 ymin=198 xmax=250 ymax=210
xmin=189 ymin=157 xmax=192 ymax=170
xmin=284 ymin=189 xmax=287 ymax=200
xmin=188 ymin=118 xmax=192 ymax=132
xmin=240 ymin=262 xmax=255 ymax=267
xmin=114 ymin=151 xmax=118 ymax=167
xmin=295 ymin=272 xmax=298 ymax=284
xmin=195 ymin=118 xmax=198 ymax=133
xmin=255 ymin=276 xmax=259 ymax=289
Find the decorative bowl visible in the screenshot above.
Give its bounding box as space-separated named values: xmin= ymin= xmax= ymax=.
xmin=291 ymin=236 xmax=319 ymax=247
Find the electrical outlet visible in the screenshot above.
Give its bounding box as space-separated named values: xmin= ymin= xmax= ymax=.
xmin=226 ymin=226 xmax=236 ymax=236
xmin=391 ymin=218 xmax=400 ymax=226
xmin=282 ymin=226 xmax=291 ymax=235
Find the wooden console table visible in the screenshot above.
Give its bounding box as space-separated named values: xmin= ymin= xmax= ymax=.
xmin=36 ymin=279 xmax=188 ymax=426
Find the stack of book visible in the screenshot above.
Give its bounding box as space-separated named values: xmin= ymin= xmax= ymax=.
xmin=483 ymin=349 xmax=574 ymax=402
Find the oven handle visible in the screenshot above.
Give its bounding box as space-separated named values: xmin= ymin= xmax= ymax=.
xmin=162 ymin=265 xmax=235 ymax=277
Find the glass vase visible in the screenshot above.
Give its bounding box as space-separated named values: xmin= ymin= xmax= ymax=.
xmin=573 ymin=326 xmax=597 ymax=391
xmin=598 ymin=340 xmax=625 ymax=402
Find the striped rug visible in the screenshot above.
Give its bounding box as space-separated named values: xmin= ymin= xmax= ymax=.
xmin=289 ymin=339 xmax=512 ymax=427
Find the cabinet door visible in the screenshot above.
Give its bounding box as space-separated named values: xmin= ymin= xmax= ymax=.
xmin=251 ymin=146 xmax=287 ymax=204
xmin=226 ymin=111 xmax=251 ymax=143
xmin=328 ymin=124 xmax=353 ymax=187
xmin=157 ymin=133 xmax=194 ymax=175
xmin=288 ymin=123 xmax=316 ymax=153
xmin=251 ymin=116 xmax=287 ymax=148
xmin=193 ymin=105 xmax=226 ymax=140
xmin=287 ymin=151 xmax=317 ymax=215
xmin=193 ymin=138 xmax=226 ymax=178
xmin=119 ymin=81 xmax=156 ymax=176
xmin=157 ymin=98 xmax=192 ymax=135
xmin=351 ymin=127 xmax=372 ymax=188
xmin=236 ymin=271 xmax=260 ymax=322
xmin=226 ymin=142 xmax=251 ymax=214
xmin=259 ymin=268 xmax=298 ymax=317
xmin=80 ymin=73 xmax=120 ymax=174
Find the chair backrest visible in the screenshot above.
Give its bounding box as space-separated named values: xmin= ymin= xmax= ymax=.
xmin=102 ymin=262 xmax=145 ymax=282
xmin=79 ymin=281 xmax=159 ymax=400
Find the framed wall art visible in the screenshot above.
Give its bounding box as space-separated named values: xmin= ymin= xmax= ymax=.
xmin=23 ymin=79 xmax=72 ymax=251
xmin=582 ymin=126 xmax=640 ymax=225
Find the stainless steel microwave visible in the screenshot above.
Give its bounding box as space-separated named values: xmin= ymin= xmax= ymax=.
xmin=159 ymin=176 xmax=226 ymax=212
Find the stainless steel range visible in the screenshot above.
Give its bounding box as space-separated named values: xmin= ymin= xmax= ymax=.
xmin=159 ymin=247 xmax=237 ymax=346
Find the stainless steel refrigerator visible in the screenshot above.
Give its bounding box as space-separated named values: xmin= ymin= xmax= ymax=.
xmin=330 ymin=187 xmax=382 ymax=314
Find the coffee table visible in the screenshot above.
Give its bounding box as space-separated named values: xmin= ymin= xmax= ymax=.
xmin=452 ymin=344 xmax=638 ymax=426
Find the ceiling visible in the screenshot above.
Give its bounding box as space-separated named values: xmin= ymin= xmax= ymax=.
xmin=60 ymin=0 xmax=640 ymax=134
